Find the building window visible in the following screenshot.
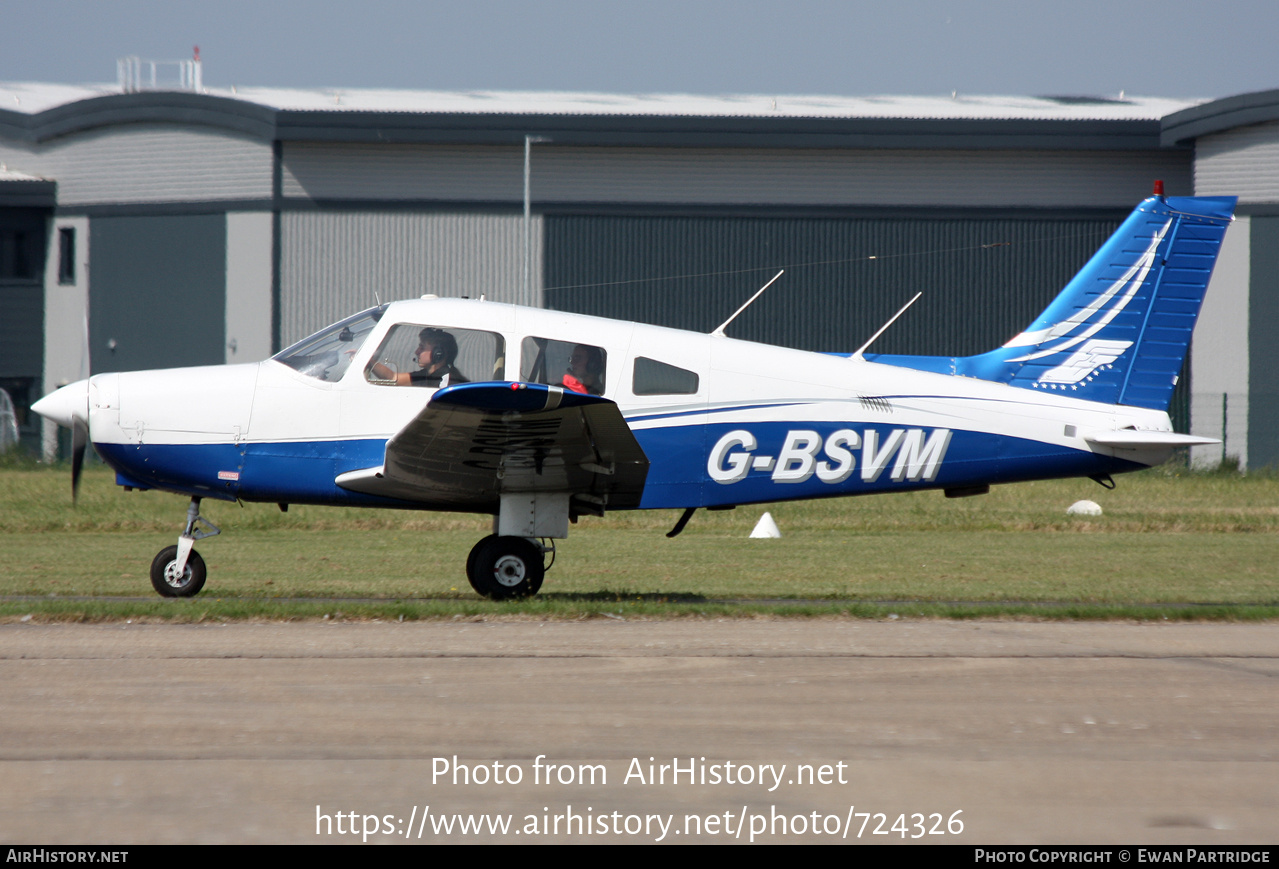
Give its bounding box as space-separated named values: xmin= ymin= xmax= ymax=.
xmin=57 ymin=227 xmax=76 ymax=285
xmin=0 ymin=229 xmax=33 ymax=279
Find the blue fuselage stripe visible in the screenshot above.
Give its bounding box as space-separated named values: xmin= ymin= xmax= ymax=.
xmin=97 ymin=420 xmax=1139 ymax=512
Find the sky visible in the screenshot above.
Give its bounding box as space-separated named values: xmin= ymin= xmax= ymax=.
xmin=3 ymin=1 xmax=1276 ymax=100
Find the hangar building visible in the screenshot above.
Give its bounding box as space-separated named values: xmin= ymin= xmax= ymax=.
xmin=0 ymin=71 xmax=1273 ymax=466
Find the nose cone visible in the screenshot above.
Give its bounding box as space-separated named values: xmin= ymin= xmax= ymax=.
xmin=32 ymin=379 xmax=89 ymax=428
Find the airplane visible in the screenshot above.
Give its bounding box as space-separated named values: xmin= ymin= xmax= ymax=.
xmin=32 ymin=189 xmax=1235 ymax=600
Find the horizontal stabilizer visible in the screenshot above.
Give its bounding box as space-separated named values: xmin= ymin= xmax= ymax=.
xmin=1085 ymin=430 xmax=1220 ymax=449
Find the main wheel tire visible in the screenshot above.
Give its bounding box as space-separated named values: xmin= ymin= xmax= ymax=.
xmin=466 ymin=536 xmax=545 ymax=600
xmin=466 ymin=534 xmax=498 ymax=583
xmin=150 ymin=545 xmax=207 ymax=598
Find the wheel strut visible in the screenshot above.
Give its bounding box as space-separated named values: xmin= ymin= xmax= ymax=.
xmin=173 ymin=497 xmax=221 ymax=576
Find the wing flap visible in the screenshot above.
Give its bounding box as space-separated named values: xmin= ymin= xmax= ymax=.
xmin=336 ymin=382 xmax=649 ymax=512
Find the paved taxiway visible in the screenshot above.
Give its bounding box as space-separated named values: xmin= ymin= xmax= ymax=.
xmin=0 ymin=619 xmax=1274 ymax=844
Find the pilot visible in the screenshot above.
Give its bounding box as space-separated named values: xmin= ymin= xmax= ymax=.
xmin=370 ymin=328 xmax=469 ymax=387
xmin=562 ymin=344 xmax=604 ymax=395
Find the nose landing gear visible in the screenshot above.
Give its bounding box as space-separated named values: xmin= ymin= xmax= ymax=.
xmin=150 ymin=497 xmax=220 ymax=598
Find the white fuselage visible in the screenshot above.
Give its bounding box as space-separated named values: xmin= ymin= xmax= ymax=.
xmin=71 ymin=297 xmax=1172 ymax=510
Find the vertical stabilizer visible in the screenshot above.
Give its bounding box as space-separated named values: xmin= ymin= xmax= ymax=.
xmin=870 ymin=195 xmax=1236 ymax=410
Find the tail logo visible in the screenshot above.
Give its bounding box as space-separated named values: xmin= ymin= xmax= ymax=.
xmin=1035 ymin=338 xmax=1133 ymax=386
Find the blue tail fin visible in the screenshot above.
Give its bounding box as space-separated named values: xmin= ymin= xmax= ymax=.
xmin=870 ymin=195 xmax=1236 ymax=410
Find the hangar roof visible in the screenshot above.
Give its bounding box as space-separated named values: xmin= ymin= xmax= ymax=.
xmin=1162 ymin=88 xmax=1279 ymax=145
xmin=0 ymin=82 xmax=1195 ymax=119
xmin=0 ymin=82 xmax=1201 ymax=150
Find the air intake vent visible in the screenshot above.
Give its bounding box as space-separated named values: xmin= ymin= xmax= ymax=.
xmin=857 ymin=395 xmax=893 ymax=413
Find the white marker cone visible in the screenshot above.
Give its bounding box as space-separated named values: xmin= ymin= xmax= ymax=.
xmin=750 ymin=511 xmax=781 ymax=538
xmin=1066 ymin=499 xmax=1103 ymax=516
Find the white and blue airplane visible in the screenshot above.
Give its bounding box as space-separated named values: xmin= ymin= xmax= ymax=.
xmin=33 ymin=192 xmax=1235 ymax=600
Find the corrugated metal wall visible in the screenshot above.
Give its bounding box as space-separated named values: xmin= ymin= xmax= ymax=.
xmin=532 ymin=147 xmax=1188 ymax=208
xmin=1248 ymin=216 xmax=1279 ymax=467
xmin=283 ymin=143 xmax=522 ymax=202
xmin=282 ymin=142 xmax=1191 ymax=208
xmin=0 ymin=125 xmax=272 ymax=206
xmin=1195 ymin=121 xmax=1279 ymax=203
xmin=1192 ymin=130 xmax=1271 ymax=464
xmin=280 ymin=211 xmax=539 ymax=345
xmin=545 ymin=213 xmax=1123 ymax=356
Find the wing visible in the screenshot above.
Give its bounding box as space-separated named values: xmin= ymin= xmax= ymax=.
xmin=335 ymin=382 xmax=649 ymax=516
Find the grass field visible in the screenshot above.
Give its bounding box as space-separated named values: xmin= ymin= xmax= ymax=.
xmin=1 ymin=461 xmax=1276 ymax=621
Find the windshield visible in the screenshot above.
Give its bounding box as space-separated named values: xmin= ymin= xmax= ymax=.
xmin=273 ymin=307 xmax=386 ymax=382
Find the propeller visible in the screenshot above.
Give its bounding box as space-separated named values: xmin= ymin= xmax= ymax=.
xmin=30 ymin=378 xmax=91 ymax=504
xmin=24 ymin=280 xmax=97 ymax=502
xmin=68 ymin=302 xmax=92 ymax=503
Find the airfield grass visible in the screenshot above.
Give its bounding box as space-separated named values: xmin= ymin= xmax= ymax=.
xmin=0 ymin=460 xmax=1276 ymax=621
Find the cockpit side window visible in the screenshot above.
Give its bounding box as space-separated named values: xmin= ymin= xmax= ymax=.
xmin=521 ymin=337 xmax=607 ymax=395
xmin=366 ymin=324 xmax=505 ymax=388
xmin=273 ymin=307 xmax=385 ymax=382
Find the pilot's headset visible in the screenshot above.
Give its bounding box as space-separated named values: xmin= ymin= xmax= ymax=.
xmin=578 ymin=345 xmax=604 ymax=376
xmin=420 ymin=328 xmax=458 ymax=366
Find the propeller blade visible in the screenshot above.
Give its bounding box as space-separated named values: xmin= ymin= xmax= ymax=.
xmin=71 ymin=418 xmax=87 ymax=504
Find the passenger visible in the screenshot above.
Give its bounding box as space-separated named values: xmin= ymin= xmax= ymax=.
xmin=562 ymin=344 xmax=604 ymax=395
xmin=370 ymin=328 xmax=469 ymax=387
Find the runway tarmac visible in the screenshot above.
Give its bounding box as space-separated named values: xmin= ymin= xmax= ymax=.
xmin=0 ymin=619 xmax=1275 ymax=844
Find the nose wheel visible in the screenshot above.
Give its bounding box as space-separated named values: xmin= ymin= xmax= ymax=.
xmin=465 ymin=535 xmax=546 ymax=599
xmin=150 ymin=546 xmax=207 ymax=597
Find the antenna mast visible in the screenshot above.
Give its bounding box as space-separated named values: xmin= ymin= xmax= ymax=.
xmin=850 ymin=292 xmax=922 ymax=359
xmin=711 ymin=270 xmax=784 ymax=337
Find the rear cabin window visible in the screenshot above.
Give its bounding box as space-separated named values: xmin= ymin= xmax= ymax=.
xmin=521 ymin=337 xmax=607 ymax=395
xmin=367 ymin=325 xmax=505 ymax=388
xmin=632 ymin=357 xmax=699 ymax=395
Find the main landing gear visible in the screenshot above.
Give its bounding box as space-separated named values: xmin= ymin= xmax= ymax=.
xmin=150 ymin=497 xmax=220 ymax=597
xmin=462 ymin=492 xmax=568 ymax=600
xmin=464 ymin=535 xmax=553 ymax=600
